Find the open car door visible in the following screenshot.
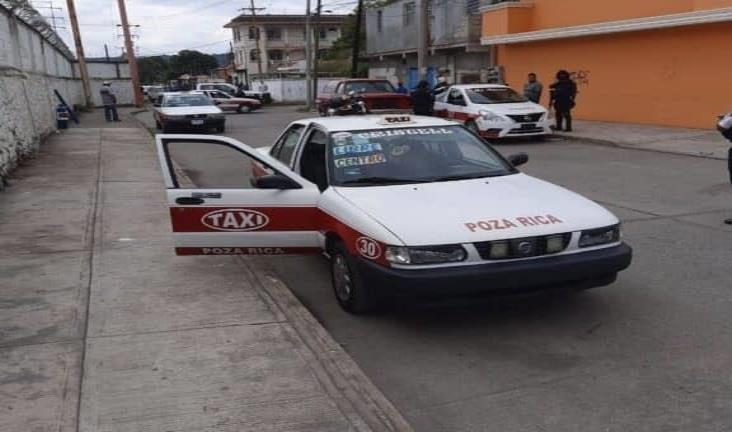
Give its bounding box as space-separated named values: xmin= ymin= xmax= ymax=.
xmin=155 ymin=134 xmax=321 ymax=256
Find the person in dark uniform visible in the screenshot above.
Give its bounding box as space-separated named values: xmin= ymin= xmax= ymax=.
xmin=549 ymin=70 xmax=577 ymax=132
xmin=411 ymin=80 xmax=434 ymax=116
xmin=717 ymin=112 xmax=732 ymax=224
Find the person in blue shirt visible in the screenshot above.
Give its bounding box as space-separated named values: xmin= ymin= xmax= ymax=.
xmin=396 ymin=81 xmax=408 ymax=94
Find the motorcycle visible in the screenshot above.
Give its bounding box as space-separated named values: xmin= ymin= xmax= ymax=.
xmin=326 ymin=91 xmax=367 ymax=116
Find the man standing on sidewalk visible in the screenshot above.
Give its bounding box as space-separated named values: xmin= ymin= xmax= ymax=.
xmin=549 ymin=70 xmax=577 ymax=132
xmin=523 ymin=73 xmax=543 ymax=103
xmin=100 ymin=81 xmax=119 ymax=122
xmin=717 ymin=112 xmax=732 ymax=224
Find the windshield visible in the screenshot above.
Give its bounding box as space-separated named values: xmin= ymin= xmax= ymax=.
xmin=466 ymin=87 xmax=525 ymax=104
xmin=343 ymin=81 xmax=395 ymax=94
xmin=163 ymin=94 xmax=213 ymax=107
xmin=328 ymin=126 xmax=514 ymax=187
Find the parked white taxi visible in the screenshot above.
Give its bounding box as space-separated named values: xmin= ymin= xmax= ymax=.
xmin=155 ymin=115 xmax=631 ymax=314
xmin=434 ymin=84 xmax=552 ymax=139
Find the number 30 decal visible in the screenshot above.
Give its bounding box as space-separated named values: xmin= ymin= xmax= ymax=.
xmin=356 ymin=237 xmax=381 ymax=260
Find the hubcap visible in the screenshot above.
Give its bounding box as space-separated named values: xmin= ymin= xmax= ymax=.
xmin=333 ymin=254 xmax=352 ymax=302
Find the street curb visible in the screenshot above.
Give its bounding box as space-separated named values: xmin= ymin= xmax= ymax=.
xmin=557 ymin=133 xmax=727 ymax=161
xmin=125 ymin=116 xmax=414 ymax=431
xmin=242 ymin=256 xmax=415 ymax=432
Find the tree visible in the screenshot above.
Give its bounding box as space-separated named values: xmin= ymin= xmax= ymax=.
xmin=168 ymin=50 xmax=219 ymax=77
xmin=138 ymin=56 xmax=171 ymax=84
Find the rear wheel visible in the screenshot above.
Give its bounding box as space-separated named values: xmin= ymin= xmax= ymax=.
xmin=236 ymin=104 xmax=250 ymax=114
xmin=330 ymin=241 xmax=377 ymax=314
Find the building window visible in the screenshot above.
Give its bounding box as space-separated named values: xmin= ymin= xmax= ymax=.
xmin=319 ymin=28 xmax=327 ymax=39
xmin=266 ymin=28 xmax=282 ymax=40
xmin=248 ymin=27 xmax=259 ymax=40
xmin=403 ymin=2 xmax=415 ymax=26
xmin=233 ymin=28 xmax=240 ymax=41
xmin=250 ymin=49 xmax=259 ymax=61
xmin=377 ymin=10 xmax=383 ymax=32
xmin=268 ymin=49 xmax=283 ymax=61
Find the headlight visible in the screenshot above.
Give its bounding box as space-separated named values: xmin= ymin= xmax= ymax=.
xmin=479 ymin=110 xmax=505 ymax=122
xmin=579 ymin=225 xmax=620 ymax=248
xmin=385 ymin=245 xmax=467 ymax=265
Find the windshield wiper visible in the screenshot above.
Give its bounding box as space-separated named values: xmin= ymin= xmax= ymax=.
xmin=340 ymin=177 xmax=422 ymax=186
xmin=430 ymin=173 xmax=506 ymax=182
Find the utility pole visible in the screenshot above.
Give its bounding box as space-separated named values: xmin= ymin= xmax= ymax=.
xmin=65 ymin=0 xmax=93 ymax=108
xmin=312 ymin=0 xmax=321 ymax=103
xmin=116 ymin=0 xmax=143 ymax=107
xmin=417 ymin=0 xmax=429 ymax=80
xmin=305 ymin=0 xmax=313 ymax=110
xmin=350 ymin=0 xmax=363 ymax=78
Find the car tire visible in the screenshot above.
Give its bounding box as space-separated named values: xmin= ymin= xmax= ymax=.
xmin=237 ymin=105 xmax=250 ymax=114
xmin=466 ymin=120 xmax=480 ymax=135
xmin=330 ymin=241 xmax=378 ymax=314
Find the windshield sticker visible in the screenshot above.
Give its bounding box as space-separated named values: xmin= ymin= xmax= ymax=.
xmin=390 ymin=144 xmax=410 ymax=157
xmin=332 ymin=132 xmax=353 ymax=146
xmin=333 ymin=143 xmax=383 ymax=156
xmin=334 ymin=153 xmax=387 ymax=168
xmin=465 ymin=215 xmax=563 ymax=232
xmin=355 ymin=127 xmax=454 ymax=139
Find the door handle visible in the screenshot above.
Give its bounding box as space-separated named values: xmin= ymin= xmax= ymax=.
xmin=176 ymin=197 xmax=205 ymax=205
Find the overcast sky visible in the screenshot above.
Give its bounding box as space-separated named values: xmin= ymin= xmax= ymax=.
xmin=54 ymin=0 xmax=356 ymax=58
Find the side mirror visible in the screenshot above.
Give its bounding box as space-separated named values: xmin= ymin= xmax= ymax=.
xmin=254 ymin=174 xmax=301 ymax=190
xmin=507 ymin=153 xmax=529 ymax=167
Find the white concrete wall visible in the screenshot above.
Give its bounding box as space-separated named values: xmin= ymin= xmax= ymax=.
xmin=79 ymin=62 xmax=134 ymax=106
xmin=0 ymin=6 xmax=82 ymax=183
xmin=260 ymin=78 xmax=343 ymax=103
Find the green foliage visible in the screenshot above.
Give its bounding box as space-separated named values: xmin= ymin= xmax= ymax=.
xmin=138 ymin=50 xmax=219 ymax=84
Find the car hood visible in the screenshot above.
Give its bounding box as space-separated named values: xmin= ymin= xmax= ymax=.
xmin=158 ymin=106 xmax=222 ymax=115
xmin=473 ymin=102 xmax=546 ymax=115
xmin=333 ymin=173 xmax=618 ymax=246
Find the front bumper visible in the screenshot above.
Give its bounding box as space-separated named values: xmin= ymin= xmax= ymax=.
xmin=476 ymin=118 xmax=552 ymax=139
xmin=162 ymin=117 xmax=225 ymax=131
xmin=355 ymin=243 xmax=632 ymax=297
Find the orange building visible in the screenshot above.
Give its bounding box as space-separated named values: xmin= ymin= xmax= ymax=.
xmin=480 ymin=0 xmax=732 ymax=128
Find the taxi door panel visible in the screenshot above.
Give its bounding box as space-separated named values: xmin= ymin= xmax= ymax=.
xmin=156 ymin=135 xmax=322 ymax=256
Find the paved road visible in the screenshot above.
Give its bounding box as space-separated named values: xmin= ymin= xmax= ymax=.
xmin=138 ymin=107 xmax=732 ymax=431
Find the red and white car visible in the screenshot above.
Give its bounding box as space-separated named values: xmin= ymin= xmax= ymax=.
xmin=154 ymin=115 xmax=631 ymax=314
xmin=434 ymin=84 xmax=552 ymax=139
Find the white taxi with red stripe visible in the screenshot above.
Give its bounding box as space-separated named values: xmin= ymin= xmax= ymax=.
xmin=155 ymin=115 xmax=631 ymax=314
xmin=434 ymin=84 xmax=552 ymax=139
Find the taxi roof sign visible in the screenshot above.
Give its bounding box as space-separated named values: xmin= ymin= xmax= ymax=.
xmin=378 ymin=115 xmax=414 ymax=125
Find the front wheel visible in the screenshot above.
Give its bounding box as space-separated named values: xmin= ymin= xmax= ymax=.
xmin=466 ymin=120 xmax=480 ymax=135
xmin=330 ymin=241 xmax=377 ymax=314
xmin=236 ymin=105 xmax=251 ymax=114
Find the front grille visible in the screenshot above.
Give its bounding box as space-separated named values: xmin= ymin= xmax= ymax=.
xmin=507 ymin=113 xmax=543 ymax=123
xmin=369 ymin=99 xmax=399 ymax=110
xmin=185 ymin=114 xmax=208 ymax=119
xmin=474 ymin=233 xmax=571 ymax=260
xmin=508 ymin=127 xmax=545 ymax=135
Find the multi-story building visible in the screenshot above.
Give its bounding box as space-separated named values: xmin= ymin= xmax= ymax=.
xmin=366 ymin=0 xmax=495 ymax=89
xmin=480 ymin=0 xmax=732 ymax=128
xmin=225 ymin=14 xmax=348 ymax=83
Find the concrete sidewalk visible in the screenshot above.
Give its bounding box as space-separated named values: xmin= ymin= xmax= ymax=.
xmin=0 ymin=110 xmax=411 ymax=432
xmin=555 ymin=120 xmax=729 ymax=160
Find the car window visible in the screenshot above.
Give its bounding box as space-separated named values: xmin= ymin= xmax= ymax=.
xmin=328 ymin=125 xmax=514 ymax=186
xmin=448 ymin=89 xmax=465 ymax=105
xmin=466 ymin=87 xmax=525 ymax=104
xmin=271 ymin=124 xmax=305 ymax=167
xmin=343 ymin=81 xmax=395 ymax=94
xmin=322 ymin=81 xmax=336 ymax=94
xmin=299 ymin=129 xmax=329 ymax=191
xmin=163 ymin=94 xmax=214 ymax=107
xmin=213 ymin=91 xmax=229 ymax=99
